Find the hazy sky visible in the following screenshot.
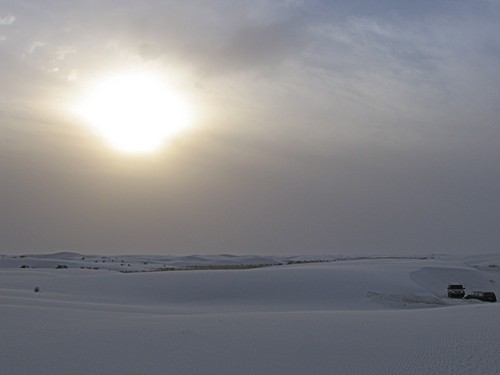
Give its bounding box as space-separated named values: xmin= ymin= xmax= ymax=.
xmin=1 ymin=0 xmax=499 ymax=256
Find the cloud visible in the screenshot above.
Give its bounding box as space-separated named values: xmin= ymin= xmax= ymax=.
xmin=25 ymin=41 xmax=47 ymax=55
xmin=197 ymin=17 xmax=307 ymax=78
xmin=0 ymin=14 xmax=15 ymax=25
xmin=55 ymin=45 xmax=77 ymax=61
xmin=138 ymin=42 xmax=162 ymax=61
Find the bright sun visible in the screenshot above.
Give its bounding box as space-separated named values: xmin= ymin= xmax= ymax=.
xmin=74 ymin=72 xmax=192 ymax=153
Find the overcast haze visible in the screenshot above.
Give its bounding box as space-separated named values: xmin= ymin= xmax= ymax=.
xmin=1 ymin=0 xmax=499 ymax=256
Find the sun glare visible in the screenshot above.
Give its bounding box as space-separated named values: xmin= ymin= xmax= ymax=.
xmin=74 ymin=72 xmax=192 ymax=153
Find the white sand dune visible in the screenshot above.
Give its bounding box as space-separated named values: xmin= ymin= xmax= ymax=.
xmin=1 ymin=253 xmax=500 ymax=374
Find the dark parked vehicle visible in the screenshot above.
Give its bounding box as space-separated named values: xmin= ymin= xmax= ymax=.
xmin=447 ymin=284 xmax=465 ymax=298
xmin=464 ymin=291 xmax=497 ymax=303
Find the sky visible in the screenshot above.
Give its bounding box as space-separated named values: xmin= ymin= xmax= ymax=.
xmin=1 ymin=0 xmax=499 ymax=256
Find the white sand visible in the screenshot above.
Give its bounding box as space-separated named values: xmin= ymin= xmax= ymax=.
xmin=1 ymin=253 xmax=499 ymax=374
